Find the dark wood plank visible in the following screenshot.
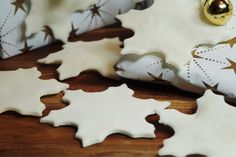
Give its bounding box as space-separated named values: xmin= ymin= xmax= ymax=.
xmin=0 ymin=26 xmax=199 ymax=157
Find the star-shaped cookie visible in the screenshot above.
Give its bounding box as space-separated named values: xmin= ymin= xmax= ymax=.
xmin=25 ymin=0 xmax=96 ymax=42
xmin=38 ymin=38 xmax=122 ymax=80
xmin=159 ymin=90 xmax=236 ymax=157
xmin=41 ymin=84 xmax=170 ymax=147
xmin=0 ymin=68 xmax=69 ymax=116
xmin=117 ymin=0 xmax=236 ymax=69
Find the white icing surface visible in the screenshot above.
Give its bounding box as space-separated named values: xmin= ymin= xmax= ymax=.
xmin=25 ymin=0 xmax=96 ymax=42
xmin=38 ymin=38 xmax=121 ymax=80
xmin=0 ymin=68 xmax=69 ymax=116
xmin=117 ymin=0 xmax=236 ymax=69
xmin=41 ymin=84 xmax=170 ymax=147
xmin=159 ymin=90 xmax=236 ymax=157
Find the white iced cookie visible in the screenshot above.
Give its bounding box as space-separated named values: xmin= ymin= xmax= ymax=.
xmin=38 ymin=38 xmax=122 ymax=80
xmin=159 ymin=90 xmax=236 ymax=157
xmin=117 ymin=0 xmax=236 ymax=69
xmin=41 ymin=84 xmax=170 ymax=147
xmin=25 ymin=0 xmax=96 ymax=42
xmin=0 ymin=68 xmax=69 ymax=116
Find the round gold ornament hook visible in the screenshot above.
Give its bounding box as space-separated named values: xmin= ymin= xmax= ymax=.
xmin=201 ymin=0 xmax=233 ymax=26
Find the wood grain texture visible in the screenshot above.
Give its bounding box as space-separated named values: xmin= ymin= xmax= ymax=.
xmin=0 ymin=26 xmax=200 ymax=157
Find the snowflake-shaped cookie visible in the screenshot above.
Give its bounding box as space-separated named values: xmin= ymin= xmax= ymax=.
xmin=41 ymin=84 xmax=170 ymax=147
xmin=38 ymin=38 xmax=122 ymax=80
xmin=117 ymin=0 xmax=236 ymax=69
xmin=0 ymin=68 xmax=69 ymax=116
xmin=25 ymin=0 xmax=96 ymax=42
xmin=159 ymin=90 xmax=236 ymax=157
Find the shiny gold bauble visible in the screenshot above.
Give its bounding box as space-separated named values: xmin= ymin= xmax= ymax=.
xmin=202 ymin=0 xmax=233 ymax=25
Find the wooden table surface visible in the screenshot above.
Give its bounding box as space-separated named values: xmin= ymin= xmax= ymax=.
xmin=0 ymin=26 xmax=200 ymax=157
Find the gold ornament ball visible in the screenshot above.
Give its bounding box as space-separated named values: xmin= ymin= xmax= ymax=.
xmin=202 ymin=0 xmax=233 ymax=25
